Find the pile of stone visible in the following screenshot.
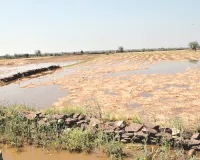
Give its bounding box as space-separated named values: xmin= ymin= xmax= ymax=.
xmin=0 ymin=65 xmax=60 ymax=83
xmin=100 ymin=121 xmax=200 ymax=151
xmin=21 ymin=111 xmax=200 ymax=152
xmin=23 ymin=112 xmax=90 ymax=131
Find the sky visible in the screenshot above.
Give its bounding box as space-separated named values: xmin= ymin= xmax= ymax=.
xmin=0 ymin=0 xmax=200 ymax=55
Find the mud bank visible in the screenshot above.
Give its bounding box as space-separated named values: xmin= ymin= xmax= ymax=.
xmin=0 ymin=65 xmax=61 ymax=83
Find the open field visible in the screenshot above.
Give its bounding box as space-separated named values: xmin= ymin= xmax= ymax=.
xmin=4 ymin=50 xmax=199 ymax=129
xmin=0 ymin=54 xmax=98 ymax=66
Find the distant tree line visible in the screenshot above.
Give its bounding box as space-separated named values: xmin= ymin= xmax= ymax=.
xmin=0 ymin=47 xmax=190 ymax=60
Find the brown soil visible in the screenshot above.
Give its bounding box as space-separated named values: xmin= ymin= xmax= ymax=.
xmin=0 ymin=54 xmax=98 ymax=66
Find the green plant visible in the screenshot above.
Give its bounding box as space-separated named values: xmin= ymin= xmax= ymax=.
xmin=104 ymin=139 xmax=124 ymax=160
xmin=132 ymin=115 xmax=141 ymax=124
xmin=61 ymin=129 xmax=95 ymax=152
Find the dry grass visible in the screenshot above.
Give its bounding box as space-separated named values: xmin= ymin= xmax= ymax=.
xmin=4 ymin=50 xmax=200 ymax=128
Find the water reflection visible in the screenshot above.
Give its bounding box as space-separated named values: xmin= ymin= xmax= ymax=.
xmin=0 ymin=61 xmax=78 ymax=78
xmin=106 ymin=60 xmax=200 ymax=77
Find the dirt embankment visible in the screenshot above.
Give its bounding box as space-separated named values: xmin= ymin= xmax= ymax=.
xmin=0 ymin=54 xmax=98 ymax=66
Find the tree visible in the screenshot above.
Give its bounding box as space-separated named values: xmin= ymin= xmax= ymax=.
xmin=188 ymin=41 xmax=199 ymax=51
xmin=34 ymin=50 xmax=42 ymax=56
xmin=118 ymin=46 xmax=124 ymax=53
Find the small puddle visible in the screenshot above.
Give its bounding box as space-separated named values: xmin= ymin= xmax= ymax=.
xmin=165 ymin=84 xmax=189 ymax=89
xmin=127 ymin=103 xmax=141 ymax=108
xmin=140 ymin=92 xmax=153 ymax=97
xmin=104 ymin=89 xmax=119 ymax=96
xmin=1 ymin=146 xmax=108 ymax=160
xmin=106 ymin=60 xmax=200 ymax=77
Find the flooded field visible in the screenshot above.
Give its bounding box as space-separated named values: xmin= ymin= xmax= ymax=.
xmin=0 ymin=61 xmax=77 ymax=108
xmin=1 ymin=50 xmax=200 ymax=128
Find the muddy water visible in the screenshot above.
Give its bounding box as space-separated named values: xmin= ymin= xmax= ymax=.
xmin=107 ymin=60 xmax=200 ymax=76
xmin=1 ymin=146 xmax=108 ymax=160
xmin=0 ymin=61 xmax=78 ymax=78
xmin=0 ymin=62 xmax=77 ymax=108
xmin=0 ymin=83 xmax=67 ymax=108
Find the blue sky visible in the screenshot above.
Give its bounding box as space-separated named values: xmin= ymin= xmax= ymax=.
xmin=0 ymin=0 xmax=200 ymax=55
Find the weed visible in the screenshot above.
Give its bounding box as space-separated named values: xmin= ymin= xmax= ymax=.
xmin=104 ymin=139 xmax=124 ymax=160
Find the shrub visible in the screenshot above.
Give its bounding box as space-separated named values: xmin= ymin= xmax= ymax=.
xmin=61 ymin=129 xmax=95 ymax=152
xmin=104 ymin=140 xmax=124 ymax=160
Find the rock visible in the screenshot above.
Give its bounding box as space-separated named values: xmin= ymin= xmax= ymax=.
xmin=155 ymin=132 xmax=172 ymax=140
xmin=24 ymin=113 xmax=36 ymax=120
xmin=73 ymin=113 xmax=80 ymax=119
xmin=125 ymin=123 xmax=143 ymax=133
xmin=121 ymin=133 xmax=134 ymax=138
xmin=182 ymin=131 xmax=193 ymax=140
xmin=121 ymin=139 xmax=128 ymax=143
xmin=144 ymin=123 xmax=160 ymax=131
xmin=142 ymin=126 xmax=157 ymax=134
xmin=78 ymin=114 xmax=86 ymax=120
xmin=76 ymin=120 xmax=88 ymax=126
xmin=191 ymin=133 xmax=200 ymax=140
xmin=115 ymin=130 xmax=125 ymax=135
xmin=103 ymin=129 xmax=114 ymax=134
xmin=132 ymin=131 xmax=147 ymax=142
xmin=53 ymin=114 xmax=65 ymax=120
xmin=65 ymin=118 xmax=78 ymax=125
xmin=188 ymin=139 xmax=200 ymax=146
xmin=188 ymin=149 xmax=196 ymax=159
xmin=114 ymin=121 xmax=126 ymax=129
xmin=172 ymin=128 xmax=180 ymax=136
xmin=58 ymin=119 xmax=64 ymax=124
xmin=0 ymin=150 xmax=3 ymax=160
xmin=89 ymin=118 xmax=101 ymax=128
xmin=43 ymin=117 xmax=48 ymax=122
xmin=159 ymin=128 xmax=172 ymax=134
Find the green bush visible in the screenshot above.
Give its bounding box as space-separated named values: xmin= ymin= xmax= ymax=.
xmin=104 ymin=140 xmax=124 ymax=160
xmin=61 ymin=129 xmax=95 ymax=152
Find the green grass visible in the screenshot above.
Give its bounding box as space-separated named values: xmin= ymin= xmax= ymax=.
xmin=43 ymin=106 xmax=86 ymax=115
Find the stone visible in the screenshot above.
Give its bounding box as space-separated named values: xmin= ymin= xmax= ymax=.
xmin=54 ymin=114 xmax=65 ymax=120
xmin=65 ymin=118 xmax=78 ymax=125
xmin=115 ymin=130 xmax=125 ymax=135
xmin=58 ymin=119 xmax=64 ymax=124
xmin=172 ymin=128 xmax=180 ymax=136
xmin=182 ymin=131 xmax=193 ymax=140
xmin=191 ymin=133 xmax=200 ymax=140
xmin=159 ymin=128 xmax=172 ymax=134
xmin=155 ymin=132 xmax=172 ymax=140
xmin=103 ymin=129 xmax=114 ymax=134
xmin=188 ymin=139 xmax=200 ymax=146
xmin=24 ymin=113 xmax=36 ymax=120
xmin=142 ymin=126 xmax=157 ymax=134
xmin=73 ymin=113 xmax=80 ymax=119
xmin=89 ymin=118 xmax=101 ymax=128
xmin=121 ymin=133 xmax=134 ymax=138
xmin=121 ymin=139 xmax=128 ymax=143
xmin=187 ymin=149 xmax=196 ymax=159
xmin=78 ymin=114 xmax=86 ymax=120
xmin=76 ymin=120 xmax=88 ymax=126
xmin=0 ymin=150 xmax=3 ymax=160
xmin=43 ymin=118 xmax=48 ymax=122
xmin=144 ymin=123 xmax=160 ymax=131
xmin=114 ymin=121 xmax=126 ymax=129
xmin=125 ymin=123 xmax=143 ymax=133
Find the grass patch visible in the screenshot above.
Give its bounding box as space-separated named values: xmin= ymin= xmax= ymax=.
xmin=43 ymin=106 xmax=86 ymax=115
